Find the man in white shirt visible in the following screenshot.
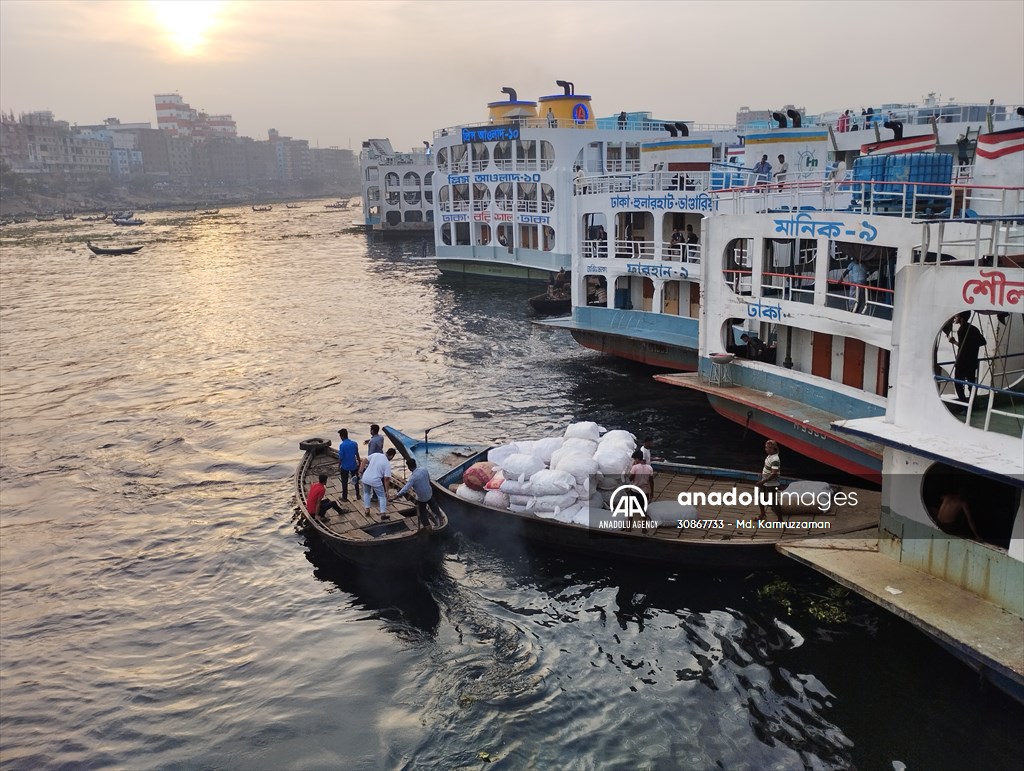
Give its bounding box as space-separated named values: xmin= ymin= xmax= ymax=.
xmin=360 ymin=448 xmax=396 ymax=517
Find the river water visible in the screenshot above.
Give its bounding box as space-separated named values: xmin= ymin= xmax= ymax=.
xmin=1 ymin=205 xmax=1021 ymax=770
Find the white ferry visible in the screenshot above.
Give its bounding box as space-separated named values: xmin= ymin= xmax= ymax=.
xmin=429 ymin=82 xmax=733 ymax=282
xmin=780 ymin=211 xmax=1023 ymax=703
xmin=359 ymin=138 xmax=434 ymax=233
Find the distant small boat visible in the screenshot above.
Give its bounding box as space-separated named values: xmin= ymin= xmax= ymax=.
xmin=286 ymin=204 xmax=302 ymax=209
xmin=252 ymin=205 xmax=273 ymax=212
xmin=199 ymin=209 xmax=220 ymax=215
xmin=80 ymin=214 xmax=108 ymax=222
xmin=529 ymin=290 xmax=571 ymax=316
xmin=35 ymin=215 xmax=57 ymax=222
xmin=63 ymin=214 xmax=77 ymax=221
xmin=112 ymin=218 xmax=144 ymax=226
xmin=324 ymin=202 xmax=346 ymax=209
xmin=87 ymin=242 xmax=143 ymax=256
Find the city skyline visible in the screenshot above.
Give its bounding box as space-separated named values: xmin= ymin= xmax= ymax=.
xmin=2 ymin=0 xmax=1023 ymax=153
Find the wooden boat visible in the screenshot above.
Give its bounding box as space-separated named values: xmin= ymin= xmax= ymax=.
xmin=293 ymin=437 xmax=450 ymax=568
xmin=385 ymin=426 xmax=880 ymax=568
xmin=528 ymin=290 xmax=571 ymax=316
xmin=112 ymin=218 xmax=144 ymax=226
xmin=286 ymin=204 xmax=301 ymax=209
xmin=324 ymin=202 xmax=346 ymax=209
xmin=87 ymin=242 xmax=143 ymax=256
xmin=252 ymin=205 xmax=273 ymax=212
xmin=199 ymin=209 xmax=219 ymax=215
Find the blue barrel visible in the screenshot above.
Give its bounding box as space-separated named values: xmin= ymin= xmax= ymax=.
xmin=882 ymin=153 xmax=953 ymax=209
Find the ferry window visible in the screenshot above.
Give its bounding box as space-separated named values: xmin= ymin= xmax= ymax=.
xmin=403 ymin=171 xmax=420 ymax=187
xmin=386 ymin=211 xmax=401 ymax=226
xmin=494 ymin=141 xmax=513 ymax=170
xmin=367 ymin=186 xmax=380 ymax=202
xmin=541 ymin=183 xmax=555 ymax=213
xmin=404 ymin=211 xmax=423 ymax=223
xmin=449 ymin=144 xmax=468 ymax=173
xmin=476 ymin=222 xmax=491 ymax=246
xmin=472 ymin=183 xmax=491 ymax=211
xmin=452 ymin=184 xmax=470 ymax=210
xmin=497 ymin=224 xmax=512 ymax=251
xmin=424 ymin=172 xmax=434 ymax=204
xmin=516 ymin=182 xmax=538 ymax=213
xmin=436 ymin=147 xmax=449 ymax=172
xmin=438 ymin=185 xmax=450 ymax=210
xmin=586 ymin=276 xmax=608 ymax=307
xmin=386 ymin=190 xmax=399 ymax=205
xmin=440 ymin=223 xmax=451 ymax=245
xmin=921 ymin=462 xmax=1020 ymax=549
xmin=723 ymin=238 xmax=752 ymax=295
xmin=425 ymin=210 xmax=434 ymax=223
xmin=403 ymin=189 xmax=421 ymax=205
xmin=933 ymin=310 xmax=1022 ymax=438
xmin=455 ymin=222 xmax=470 ymax=246
xmin=385 ymin=172 xmax=400 ymax=189
xmin=470 ymin=142 xmax=489 ymax=171
xmin=826 ymin=243 xmax=896 ymax=318
xmin=542 ymin=226 xmax=555 ymax=252
xmin=365 ymin=167 xmax=379 ymax=181
xmin=539 ymin=141 xmax=555 ymax=171
xmin=495 ymin=182 xmax=514 ymax=211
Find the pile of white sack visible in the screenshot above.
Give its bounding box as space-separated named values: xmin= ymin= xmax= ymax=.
xmin=453 ymin=422 xmax=639 ymax=527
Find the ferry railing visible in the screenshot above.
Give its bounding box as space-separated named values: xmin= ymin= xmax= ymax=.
xmin=723 ymin=268 xmax=754 ymax=295
xmin=917 ymin=209 xmax=1024 ymax=265
xmin=613 ymin=239 xmax=656 ymax=259
xmin=582 ymin=240 xmax=609 ymax=259
xmin=824 ymin=278 xmax=895 ymax=318
xmin=934 ymin=354 xmax=1024 ymax=437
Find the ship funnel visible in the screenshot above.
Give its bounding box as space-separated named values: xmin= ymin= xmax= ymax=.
xmin=501 ymin=86 xmax=518 ymax=102
xmin=555 ymin=80 xmax=575 ymax=96
xmin=674 ymin=122 xmax=689 ymax=137
xmin=772 ymin=112 xmax=788 ymax=128
xmin=664 ymin=124 xmax=678 ymax=137
xmin=786 ymin=109 xmax=802 ymax=128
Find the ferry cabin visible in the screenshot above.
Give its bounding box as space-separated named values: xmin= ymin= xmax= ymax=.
xmin=429 ymin=83 xmax=728 ymax=282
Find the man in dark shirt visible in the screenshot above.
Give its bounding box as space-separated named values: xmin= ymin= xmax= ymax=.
xmin=949 ymin=312 xmax=986 ymax=402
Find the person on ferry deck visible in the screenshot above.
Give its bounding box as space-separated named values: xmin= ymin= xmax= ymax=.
xmin=618 ymin=112 xmax=627 ymax=129
xmin=547 ymin=107 xmax=556 ymax=127
xmin=935 ymin=491 xmax=981 ymax=539
xmin=775 ymin=154 xmax=788 ymax=190
xmin=948 ymin=312 xmax=987 ymax=402
xmin=629 ymin=450 xmax=655 ymax=499
xmin=739 ymin=333 xmax=765 ymax=360
xmin=753 ymin=155 xmax=772 ymax=186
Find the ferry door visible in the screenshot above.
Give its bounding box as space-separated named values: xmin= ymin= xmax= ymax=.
xmin=812 ymin=333 xmax=833 ymax=378
xmin=875 ymin=349 xmax=890 ymax=396
xmin=662 ymin=281 xmax=680 ymax=315
xmin=842 ymin=338 xmax=866 ymax=388
xmin=689 ymin=283 xmax=700 ymax=318
xmin=642 ymin=278 xmax=654 ymax=311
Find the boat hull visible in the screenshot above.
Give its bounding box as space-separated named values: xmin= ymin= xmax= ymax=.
xmin=436 ymin=259 xmax=554 ymax=283
xmin=705 ymin=394 xmax=883 ymax=482
xmin=528 ymin=293 xmax=571 ymax=316
xmin=568 ymin=328 xmax=698 ymax=371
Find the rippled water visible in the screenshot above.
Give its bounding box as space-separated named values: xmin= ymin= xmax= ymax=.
xmin=1 ymin=206 xmax=1021 ymax=770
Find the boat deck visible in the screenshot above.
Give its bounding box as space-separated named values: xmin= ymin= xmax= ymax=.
xmin=302 ymin=450 xmax=420 ymax=541
xmin=643 ymin=471 xmax=879 ymax=543
xmin=778 ymin=537 xmax=1024 ymax=687
xmin=654 ymin=372 xmax=884 ymax=457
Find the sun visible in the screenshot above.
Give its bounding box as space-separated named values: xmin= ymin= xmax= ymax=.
xmin=149 ymin=0 xmax=224 ymax=56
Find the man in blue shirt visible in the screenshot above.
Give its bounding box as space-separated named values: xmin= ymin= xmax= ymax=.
xmin=396 ymin=458 xmax=444 ymax=529
xmin=753 ymin=155 xmax=772 ymax=187
xmin=337 ymin=428 xmax=360 ymax=500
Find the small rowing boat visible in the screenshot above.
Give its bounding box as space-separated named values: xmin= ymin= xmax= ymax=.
xmin=87 ymin=242 xmax=144 ymax=256
xmin=252 ymin=205 xmax=273 ymax=212
xmin=293 ymin=437 xmax=451 ymax=568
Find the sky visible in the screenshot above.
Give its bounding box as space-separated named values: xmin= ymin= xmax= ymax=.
xmin=2 ymin=0 xmax=1022 ymax=152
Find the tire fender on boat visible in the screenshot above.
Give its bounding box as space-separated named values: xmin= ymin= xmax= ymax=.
xmin=299 ymin=438 xmax=331 ymax=452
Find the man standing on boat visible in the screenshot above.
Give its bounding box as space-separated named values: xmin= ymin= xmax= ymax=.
xmin=756 ymin=440 xmax=781 ymax=520
xmin=396 ymin=458 xmax=444 ymax=529
xmin=360 ymin=448 xmax=396 ymax=518
xmin=366 ymin=424 xmax=384 ymax=455
xmin=775 ymin=154 xmax=788 ymax=190
xmin=337 ymin=428 xmax=360 ymax=501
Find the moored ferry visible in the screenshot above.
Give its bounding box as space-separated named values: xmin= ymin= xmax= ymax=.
xmin=653 ymin=118 xmax=1023 ymax=482
xmin=429 ymin=82 xmax=733 ymax=283
xmin=359 ymin=138 xmax=434 ymax=233
xmin=780 ymin=214 xmax=1023 ymax=703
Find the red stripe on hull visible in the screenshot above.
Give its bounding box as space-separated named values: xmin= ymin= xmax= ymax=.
xmin=709 ymin=400 xmax=882 ymax=484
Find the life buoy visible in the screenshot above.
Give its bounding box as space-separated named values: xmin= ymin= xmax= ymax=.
xmin=299 ymin=437 xmax=331 ymax=452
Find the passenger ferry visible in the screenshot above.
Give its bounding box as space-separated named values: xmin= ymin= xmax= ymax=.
xmin=780 ymin=212 xmax=1023 ymax=703
xmin=652 ymin=114 xmax=1022 ymax=482
xmin=359 ymin=138 xmax=434 ymax=233
xmin=428 ymin=82 xmax=736 ymax=282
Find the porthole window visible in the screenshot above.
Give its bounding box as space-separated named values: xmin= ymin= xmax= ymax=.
xmin=921 ymin=462 xmax=1019 ymax=548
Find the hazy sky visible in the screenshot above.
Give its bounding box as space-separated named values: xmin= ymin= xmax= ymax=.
xmin=2 ymin=0 xmax=1022 ymax=152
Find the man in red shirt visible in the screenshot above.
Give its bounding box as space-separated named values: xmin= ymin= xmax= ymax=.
xmin=306 ymin=474 xmax=344 ymax=522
